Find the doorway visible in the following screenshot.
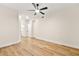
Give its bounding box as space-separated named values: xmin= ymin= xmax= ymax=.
xmin=19 ymin=15 xmax=33 ymax=37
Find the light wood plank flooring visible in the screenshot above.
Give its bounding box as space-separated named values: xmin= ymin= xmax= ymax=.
xmin=0 ymin=37 xmax=79 ymax=56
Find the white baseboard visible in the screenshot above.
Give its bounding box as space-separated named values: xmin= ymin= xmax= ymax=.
xmin=34 ymin=36 xmax=79 ymax=49
xmin=0 ymin=39 xmax=21 ymax=48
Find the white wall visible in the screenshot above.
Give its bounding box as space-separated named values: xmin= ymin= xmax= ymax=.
xmin=33 ymin=4 xmax=79 ymax=48
xmin=0 ymin=5 xmax=20 ymax=47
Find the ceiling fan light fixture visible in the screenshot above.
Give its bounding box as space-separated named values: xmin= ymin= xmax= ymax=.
xmin=35 ymin=10 xmax=40 ymax=13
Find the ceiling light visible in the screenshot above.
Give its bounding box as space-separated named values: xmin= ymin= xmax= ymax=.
xmin=19 ymin=15 xmax=22 ymax=19
xmin=26 ymin=16 xmax=29 ymax=19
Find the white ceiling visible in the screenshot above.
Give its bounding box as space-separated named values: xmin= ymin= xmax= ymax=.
xmin=0 ymin=3 xmax=79 ymax=19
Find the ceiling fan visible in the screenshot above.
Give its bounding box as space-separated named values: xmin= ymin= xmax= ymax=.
xmin=27 ymin=3 xmax=48 ymax=18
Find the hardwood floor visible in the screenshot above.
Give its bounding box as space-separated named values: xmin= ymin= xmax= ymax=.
xmin=0 ymin=37 xmax=79 ymax=56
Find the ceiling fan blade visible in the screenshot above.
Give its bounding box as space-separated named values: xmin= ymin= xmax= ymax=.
xmin=40 ymin=7 xmax=48 ymax=10
xmin=36 ymin=4 xmax=39 ymax=9
xmin=37 ymin=4 xmax=39 ymax=6
xmin=27 ymin=10 xmax=35 ymax=11
xmin=32 ymin=3 xmax=36 ymax=9
xmin=40 ymin=12 xmax=45 ymax=15
xmin=34 ymin=13 xmax=36 ymax=15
